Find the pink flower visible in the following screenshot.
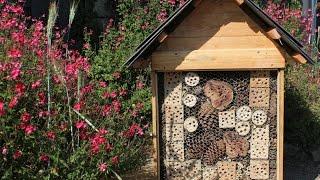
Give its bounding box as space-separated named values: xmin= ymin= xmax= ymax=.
xmin=24 ymin=124 xmax=37 ymax=135
xmin=157 ymin=9 xmax=168 ymax=22
xmin=20 ymin=112 xmax=31 ymax=123
xmin=7 ymin=48 xmax=22 ymax=58
xmin=83 ymin=43 xmax=90 ymax=49
xmin=10 ymin=62 xmax=22 ymax=80
xmin=1 ymin=146 xmax=8 ymax=155
xmin=73 ymin=101 xmax=83 ymax=111
xmin=8 ymin=96 xmax=18 ymax=109
xmin=102 ymin=104 xmax=112 ymax=116
xmin=46 ymin=131 xmax=56 ymax=141
xmin=0 ymin=101 xmax=5 ymax=116
xmin=99 ymin=81 xmax=107 ymax=88
xmin=14 ymin=82 xmax=25 ymax=95
xmin=98 ymin=128 xmax=108 ymax=135
xmin=11 ymin=32 xmax=25 ymax=44
xmin=136 ymin=80 xmax=145 ymax=89
xmin=110 ymin=91 xmax=117 ymax=98
xmin=112 ymin=156 xmax=119 ymax=165
xmin=39 ymin=154 xmax=49 ymax=162
xmin=38 ymin=92 xmax=46 ymax=105
xmin=13 ymin=150 xmax=22 ymax=160
xmin=112 ymin=100 xmax=121 ymax=112
xmin=119 ymin=88 xmax=127 ymax=96
xmin=75 ymin=120 xmax=87 ymax=129
xmin=31 ymin=80 xmax=41 ymax=89
xmin=98 ymin=162 xmax=108 ymax=172
xmin=123 ymin=123 xmax=144 ymax=138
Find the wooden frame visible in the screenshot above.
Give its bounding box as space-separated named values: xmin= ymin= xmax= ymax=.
xmin=151 ymin=68 xmax=285 ymax=180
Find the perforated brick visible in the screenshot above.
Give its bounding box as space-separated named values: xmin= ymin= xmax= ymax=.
xmin=219 ymin=110 xmax=236 ymax=128
xmin=185 ymin=72 xmax=200 ymax=87
xmin=252 ymin=110 xmax=268 ymax=126
xmin=184 ymin=116 xmax=199 ymax=133
xmin=183 ymin=94 xmax=197 ymax=107
xmin=249 ymin=160 xmax=269 ymax=179
xmin=236 ymin=106 xmax=252 ymax=121
xmin=165 ymin=105 xmax=184 ymax=124
xmin=250 ymin=71 xmax=270 ymax=88
xmin=217 ymin=161 xmax=237 ymax=180
xmin=166 ymin=141 xmax=184 ymax=162
xmin=165 ymin=124 xmax=184 ymax=142
xmin=250 ymin=125 xmax=269 ymax=159
xmin=164 ymin=73 xmax=182 ymax=106
xmin=249 ymin=88 xmax=270 ymax=108
xmin=203 ymin=166 xmax=218 ymax=180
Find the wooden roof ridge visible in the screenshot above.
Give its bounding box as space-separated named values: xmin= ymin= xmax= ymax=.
xmin=123 ymin=0 xmax=314 ymax=68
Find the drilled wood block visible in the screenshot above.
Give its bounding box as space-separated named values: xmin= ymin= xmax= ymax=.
xmin=165 ymin=161 xmax=185 ymax=180
xmin=250 ymin=71 xmax=270 ymax=88
xmin=166 ymin=124 xmax=184 ymax=142
xmin=164 ymin=73 xmax=182 ymax=106
xmin=165 ymin=105 xmax=184 ymax=124
xmin=203 ymin=166 xmax=218 ymax=180
xmin=219 ymin=110 xmax=236 ymax=128
xmin=252 ymin=110 xmax=267 ymax=126
xmin=184 ymin=116 xmax=198 ymax=133
xmin=249 ymin=160 xmax=269 ymax=179
xmin=185 ymin=72 xmax=200 ymax=87
xmin=235 ymin=121 xmax=251 ymax=136
xmin=236 ymin=106 xmax=252 ymax=121
xmin=166 ymin=141 xmax=184 ymax=162
xmin=183 ymin=94 xmax=197 ymax=107
xmin=249 ymin=88 xmax=270 ymax=108
xmin=250 ymin=125 xmax=269 ymax=159
xmin=217 ymin=161 xmax=237 ymax=180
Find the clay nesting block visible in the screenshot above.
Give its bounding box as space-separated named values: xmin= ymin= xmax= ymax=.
xmin=164 ymin=73 xmax=182 ymax=106
xmin=219 ymin=110 xmax=236 ymax=128
xmin=249 ymin=88 xmax=270 ymax=108
xmin=249 ymin=160 xmax=269 ymax=179
xmin=185 ymin=72 xmax=200 ymax=87
xmin=166 ymin=123 xmax=184 ymax=142
xmin=250 ymin=125 xmax=269 ymax=159
xmin=165 ymin=105 xmax=184 ymax=124
xmin=204 ymin=80 xmax=233 ymax=110
xmin=166 ymin=141 xmax=184 ymax=162
xmin=250 ymin=71 xmax=270 ymax=88
xmin=203 ymin=166 xmax=218 ymax=180
xmin=217 ymin=161 xmax=237 ymax=180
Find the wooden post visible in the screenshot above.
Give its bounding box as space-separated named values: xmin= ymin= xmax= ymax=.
xmin=277 ymin=69 xmax=285 ymax=180
xmin=151 ymin=71 xmax=160 ymax=179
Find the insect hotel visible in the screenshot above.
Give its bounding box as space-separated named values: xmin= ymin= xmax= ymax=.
xmin=124 ymin=0 xmax=313 ymax=179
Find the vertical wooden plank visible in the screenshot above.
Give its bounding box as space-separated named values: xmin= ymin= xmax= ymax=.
xmin=277 ymin=69 xmax=285 ymax=180
xmin=151 ymin=71 xmax=160 ymax=179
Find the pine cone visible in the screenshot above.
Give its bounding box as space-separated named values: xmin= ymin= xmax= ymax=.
xmin=202 ymin=139 xmax=226 ymax=166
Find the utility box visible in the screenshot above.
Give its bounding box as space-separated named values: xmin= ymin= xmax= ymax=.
xmin=124 ymin=0 xmax=313 ymax=179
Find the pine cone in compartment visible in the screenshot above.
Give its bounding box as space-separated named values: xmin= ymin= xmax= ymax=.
xmin=202 ymin=139 xmax=226 ymax=166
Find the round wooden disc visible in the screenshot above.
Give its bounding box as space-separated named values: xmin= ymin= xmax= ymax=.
xmin=185 ymin=72 xmax=200 ymax=86
xmin=184 ymin=116 xmax=199 ymax=132
xmin=235 ymin=121 xmax=251 ymax=136
xmin=252 ymin=110 xmax=267 ymax=126
xmin=236 ymin=106 xmax=252 ymax=121
xmin=183 ymin=94 xmax=197 ymax=107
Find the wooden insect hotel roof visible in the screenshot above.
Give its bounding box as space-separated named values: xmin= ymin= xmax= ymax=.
xmin=124 ymin=0 xmax=314 ymax=70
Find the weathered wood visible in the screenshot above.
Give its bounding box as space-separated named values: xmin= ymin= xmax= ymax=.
xmin=277 ymin=70 xmax=285 ymax=180
xmin=158 ymin=36 xmax=278 ymax=51
xmin=151 ymin=49 xmax=286 ymax=71
xmin=292 ymin=53 xmax=307 ymax=64
xmin=151 ymin=71 xmax=160 ymax=179
xmin=267 ymin=28 xmax=281 ymax=40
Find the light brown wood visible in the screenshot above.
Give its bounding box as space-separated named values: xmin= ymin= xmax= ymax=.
xmin=292 ymin=53 xmax=307 ymax=64
xmin=151 ymin=49 xmax=286 ymax=71
xmin=151 ymin=71 xmax=160 ymax=179
xmin=170 ymin=0 xmax=266 ymax=38
xmin=267 ymin=28 xmax=281 ymax=40
xmin=277 ymin=70 xmax=285 ymax=180
xmin=158 ymin=32 xmax=168 ymax=43
xmin=158 ymin=36 xmax=278 ymax=51
xmin=234 ymin=0 xmax=244 ymax=5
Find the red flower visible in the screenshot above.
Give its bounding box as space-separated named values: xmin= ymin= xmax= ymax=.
xmin=10 ymin=61 xmax=21 ymax=80
xmin=110 ymin=91 xmax=117 ymax=98
xmin=112 ymin=156 xmax=119 ymax=165
xmin=13 ymin=150 xmax=22 ymax=160
xmin=123 ymin=123 xmax=144 ymax=138
xmin=0 ymin=101 xmax=5 ymax=116
xmin=7 ymin=48 xmax=22 ymax=58
xmin=99 ymin=81 xmax=107 ymax=88
xmin=20 ymin=112 xmax=31 ymax=123
xmin=112 ymin=100 xmax=121 ymax=112
xmin=24 ymin=124 xmax=37 ymax=135
xmin=73 ymin=101 xmax=83 ymax=111
xmin=11 ymin=32 xmax=25 ymax=44
xmin=75 ymin=120 xmax=87 ymax=129
xmin=39 ymin=154 xmax=49 ymax=162
xmin=102 ymin=104 xmax=112 ymax=116
xmin=46 ymin=131 xmax=56 ymax=141
xmin=38 ymin=92 xmax=46 ymax=105
xmin=8 ymin=96 xmax=18 ymax=109
xmin=14 ymin=82 xmax=25 ymax=95
xmin=98 ymin=162 xmax=108 ymax=172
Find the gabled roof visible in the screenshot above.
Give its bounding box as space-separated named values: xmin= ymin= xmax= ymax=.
xmin=124 ymin=0 xmax=314 ymax=67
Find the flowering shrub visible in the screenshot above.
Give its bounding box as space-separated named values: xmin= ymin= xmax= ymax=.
xmin=0 ymin=1 xmax=156 ymax=178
